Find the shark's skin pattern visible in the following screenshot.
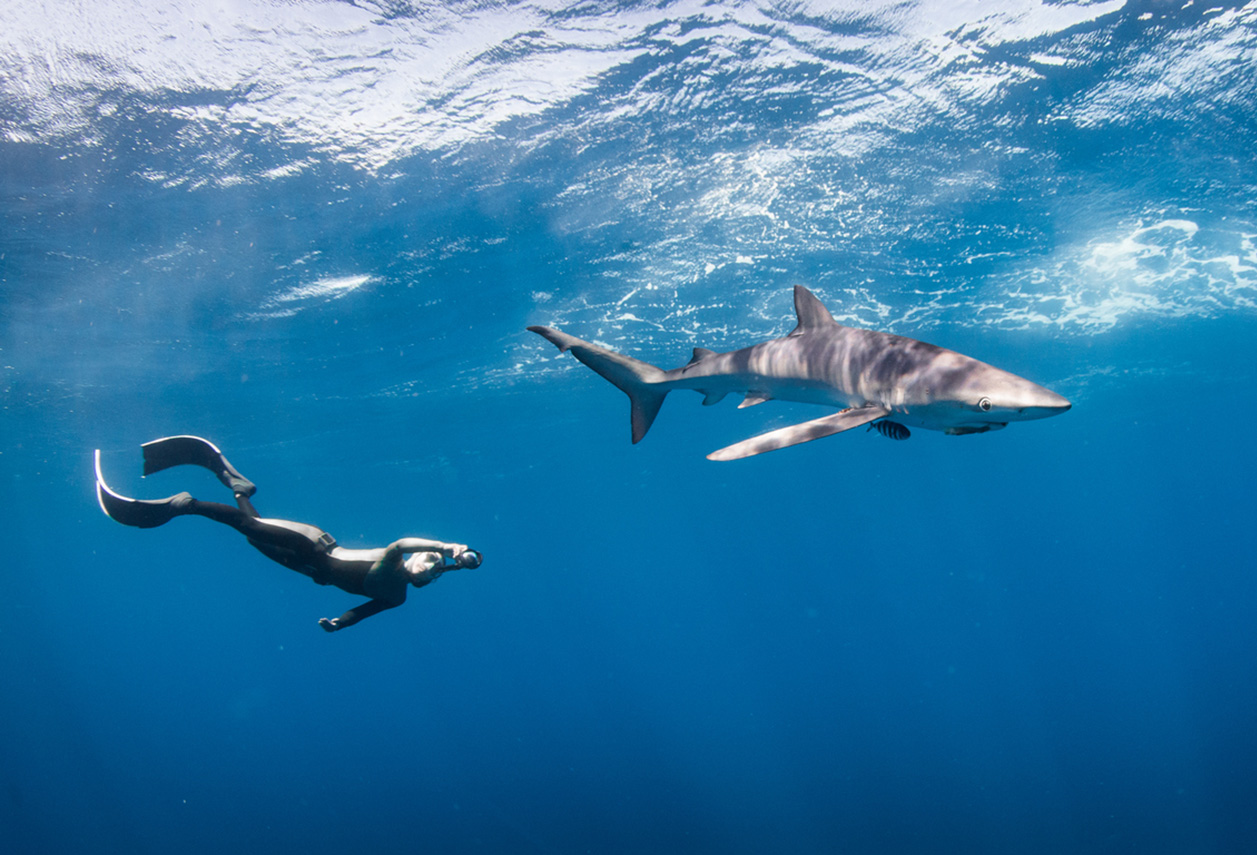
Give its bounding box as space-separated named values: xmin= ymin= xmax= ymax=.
xmin=529 ymin=286 xmax=1071 ymax=460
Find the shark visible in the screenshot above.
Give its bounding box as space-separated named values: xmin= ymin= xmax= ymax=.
xmin=528 ymin=286 xmax=1071 ymax=461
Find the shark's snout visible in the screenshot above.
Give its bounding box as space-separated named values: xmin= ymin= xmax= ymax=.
xmin=1014 ymin=387 xmax=1071 ymax=421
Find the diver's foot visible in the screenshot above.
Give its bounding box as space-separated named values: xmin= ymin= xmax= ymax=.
xmin=221 ymin=472 xmax=256 ymax=498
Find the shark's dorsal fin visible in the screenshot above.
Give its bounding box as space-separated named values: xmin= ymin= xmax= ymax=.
xmin=738 ymin=392 xmax=771 ymax=409
xmin=687 ymin=347 xmax=717 ymax=365
xmin=789 ymin=286 xmax=836 ymax=336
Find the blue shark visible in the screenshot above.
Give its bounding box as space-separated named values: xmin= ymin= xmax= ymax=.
xmin=528 ymin=286 xmax=1070 ymax=460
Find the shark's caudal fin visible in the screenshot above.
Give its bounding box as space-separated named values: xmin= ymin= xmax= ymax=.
xmin=528 ymin=325 xmax=670 ymax=443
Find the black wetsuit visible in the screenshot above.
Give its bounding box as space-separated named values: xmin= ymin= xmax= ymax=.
xmin=179 ymin=494 xmax=366 ymax=594
xmin=157 ymin=494 xmax=419 ymax=629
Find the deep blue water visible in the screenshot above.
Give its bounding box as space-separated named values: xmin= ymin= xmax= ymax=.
xmin=3 ymin=1 xmax=1257 ymax=853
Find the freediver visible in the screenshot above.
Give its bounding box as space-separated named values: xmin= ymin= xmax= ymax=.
xmin=94 ymin=435 xmax=483 ymax=633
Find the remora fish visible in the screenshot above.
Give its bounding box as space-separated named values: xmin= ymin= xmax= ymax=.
xmin=528 ymin=286 xmax=1071 ymax=461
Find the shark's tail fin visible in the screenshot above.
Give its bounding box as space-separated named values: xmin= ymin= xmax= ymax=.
xmin=528 ymin=325 xmax=669 ymax=443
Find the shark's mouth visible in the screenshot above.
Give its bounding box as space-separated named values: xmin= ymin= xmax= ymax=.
xmin=945 ymin=423 xmax=1007 ymax=436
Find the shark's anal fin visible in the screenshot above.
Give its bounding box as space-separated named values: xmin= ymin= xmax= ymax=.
xmin=738 ymin=392 xmax=770 ymax=409
xmin=707 ymin=405 xmax=890 ymax=461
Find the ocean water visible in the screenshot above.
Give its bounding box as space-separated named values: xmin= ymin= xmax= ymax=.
xmin=3 ymin=1 xmax=1256 ymax=852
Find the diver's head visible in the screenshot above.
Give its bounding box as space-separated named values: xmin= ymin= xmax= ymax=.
xmin=454 ymin=549 xmax=482 ymax=570
xmin=404 ymin=551 xmax=441 ymax=579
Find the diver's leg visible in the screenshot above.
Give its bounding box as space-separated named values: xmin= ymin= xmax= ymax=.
xmin=183 ymin=502 xmax=330 ymax=577
xmin=120 ymin=492 xmax=323 ymax=566
xmin=235 ymin=493 xmax=260 ymax=518
xmin=134 ymin=495 xmax=276 ymax=540
xmin=140 ymin=435 xmax=257 ymax=497
xmin=96 ymin=451 xmax=326 ymax=578
xmin=179 ymin=499 xmax=257 ymax=533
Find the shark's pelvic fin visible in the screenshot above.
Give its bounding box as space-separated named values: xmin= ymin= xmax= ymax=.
xmin=701 ymin=391 xmax=727 ymax=406
xmin=707 ymin=405 xmax=890 ymax=461
xmin=738 ymin=392 xmax=771 ymax=409
xmin=528 ymin=325 xmax=669 ymax=443
xmin=788 ymin=285 xmax=837 ymax=336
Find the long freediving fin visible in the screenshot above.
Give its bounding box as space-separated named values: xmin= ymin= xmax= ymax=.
xmin=706 ymin=405 xmax=890 ymax=461
xmin=141 ymin=435 xmax=256 ymax=496
xmin=95 ymin=449 xmax=191 ymax=528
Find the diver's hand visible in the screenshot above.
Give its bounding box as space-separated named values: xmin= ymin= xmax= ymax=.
xmin=444 ymin=542 xmax=469 ymax=559
xmin=319 ymin=617 xmax=339 ymax=633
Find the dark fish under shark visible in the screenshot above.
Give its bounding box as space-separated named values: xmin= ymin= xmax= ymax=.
xmin=528 ymin=286 xmax=1071 ymax=461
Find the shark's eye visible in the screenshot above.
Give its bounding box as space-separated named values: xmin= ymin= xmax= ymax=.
xmin=978 ymin=397 xmax=992 ymax=412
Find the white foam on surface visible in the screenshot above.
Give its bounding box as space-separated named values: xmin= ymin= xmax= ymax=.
xmin=246 ymin=274 xmax=376 ymax=318
xmin=4 ymin=0 xmax=1253 ymax=373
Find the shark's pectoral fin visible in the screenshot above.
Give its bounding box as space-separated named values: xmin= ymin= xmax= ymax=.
xmin=707 ymin=405 xmax=890 ymax=461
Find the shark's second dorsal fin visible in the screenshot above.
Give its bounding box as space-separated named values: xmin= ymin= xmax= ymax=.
xmin=687 ymin=347 xmax=717 ymax=365
xmin=789 ymin=286 xmax=836 ymax=336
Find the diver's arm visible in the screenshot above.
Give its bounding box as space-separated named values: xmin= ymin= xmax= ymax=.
xmin=319 ymin=598 xmax=400 ymax=632
xmin=387 ymin=538 xmax=467 ymax=558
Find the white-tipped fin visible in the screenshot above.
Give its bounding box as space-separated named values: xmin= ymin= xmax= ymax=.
xmin=738 ymin=392 xmax=771 ymax=409
xmin=94 ymin=449 xmax=114 ymax=517
xmin=707 ymin=405 xmax=889 ymax=461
